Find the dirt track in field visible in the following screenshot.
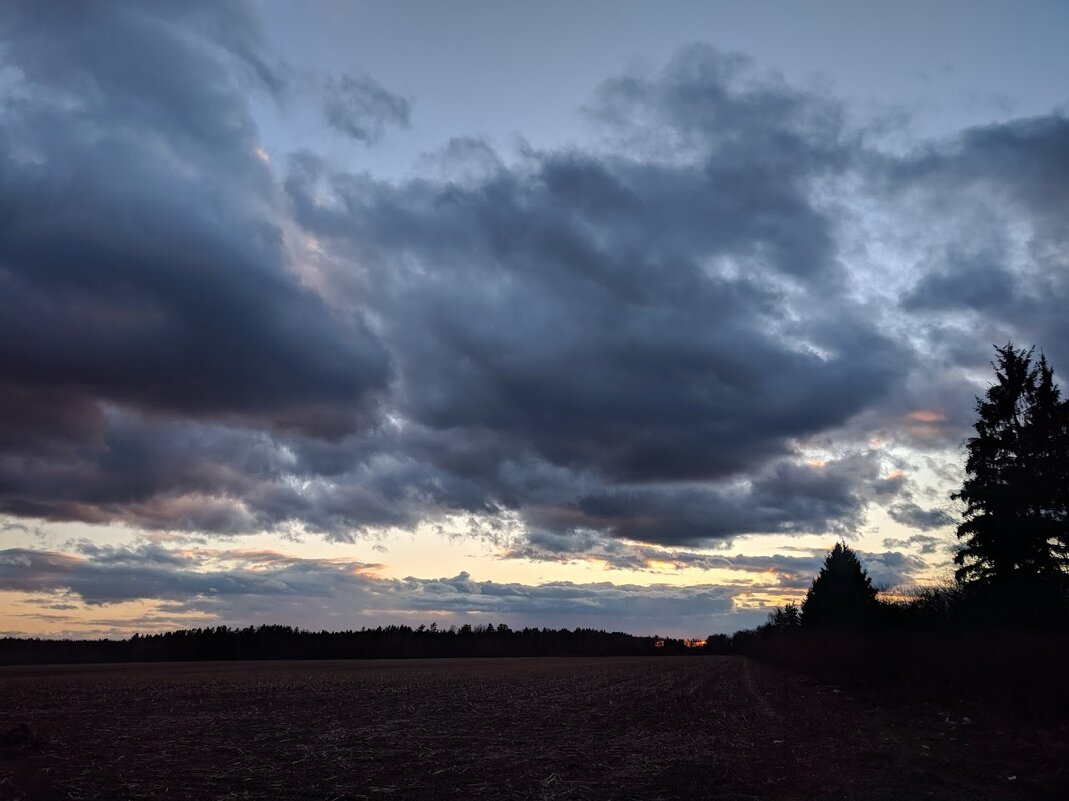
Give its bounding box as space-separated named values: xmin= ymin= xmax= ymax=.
xmin=0 ymin=656 xmax=1063 ymax=800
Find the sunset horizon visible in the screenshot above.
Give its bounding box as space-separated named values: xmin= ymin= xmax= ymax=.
xmin=3 ymin=0 xmax=1068 ymax=640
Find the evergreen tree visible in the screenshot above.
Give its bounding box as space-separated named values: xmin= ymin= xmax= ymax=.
xmin=1027 ymin=355 xmax=1069 ymax=572
xmin=953 ymin=344 xmax=1069 ymax=587
xmin=800 ymin=543 xmax=878 ymax=628
xmin=767 ymin=602 xmax=801 ymax=628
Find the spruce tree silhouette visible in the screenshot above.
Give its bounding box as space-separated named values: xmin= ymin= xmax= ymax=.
xmin=953 ymin=344 xmax=1069 ymax=588
xmin=800 ymin=543 xmax=878 ymax=629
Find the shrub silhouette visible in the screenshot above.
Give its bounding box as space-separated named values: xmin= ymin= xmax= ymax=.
xmin=801 ymin=542 xmax=878 ymax=629
xmin=767 ymin=602 xmax=801 ymax=629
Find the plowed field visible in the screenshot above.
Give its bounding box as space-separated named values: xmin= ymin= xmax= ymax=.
xmin=0 ymin=656 xmax=1063 ymax=800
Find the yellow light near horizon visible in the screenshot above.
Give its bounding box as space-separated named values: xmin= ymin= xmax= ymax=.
xmin=732 ymin=590 xmax=805 ymax=610
xmin=907 ymin=409 xmax=946 ymax=423
xmin=0 ymin=591 xmax=214 ymax=638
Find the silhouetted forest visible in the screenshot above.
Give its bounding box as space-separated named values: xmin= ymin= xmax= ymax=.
xmin=0 ymin=624 xmax=697 ymax=665
xmin=713 ymin=562 xmax=1069 ymax=720
xmin=715 ymin=345 xmax=1069 ymax=721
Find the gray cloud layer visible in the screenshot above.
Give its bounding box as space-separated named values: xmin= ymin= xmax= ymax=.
xmin=1 ymin=3 xmax=1067 ymax=559
xmin=0 ymin=541 xmax=926 ymax=635
xmin=0 ymin=544 xmax=743 ymax=634
xmin=0 ymin=2 xmax=389 ymax=442
xmin=324 ymin=73 xmax=410 ymax=144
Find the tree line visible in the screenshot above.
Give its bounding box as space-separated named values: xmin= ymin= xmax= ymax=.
xmin=0 ymin=623 xmax=700 ymax=665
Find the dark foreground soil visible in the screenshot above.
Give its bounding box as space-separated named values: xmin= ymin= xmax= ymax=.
xmin=0 ymin=656 xmax=1064 ymax=800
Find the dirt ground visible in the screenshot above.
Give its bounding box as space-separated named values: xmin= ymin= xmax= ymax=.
xmin=0 ymin=656 xmax=1064 ymax=800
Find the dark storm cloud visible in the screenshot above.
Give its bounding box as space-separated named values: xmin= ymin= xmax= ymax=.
xmin=0 ymin=1 xmax=390 ymax=451
xmin=0 ymin=546 xmax=379 ymax=605
xmin=519 ymin=451 xmax=900 ymax=547
xmin=902 ymin=250 xmax=1019 ymax=313
xmin=887 ymin=502 xmax=953 ymax=533
xmin=324 ymin=73 xmax=411 ymax=144
xmin=288 ymin=44 xmax=906 ymax=495
xmin=276 ymin=44 xmax=915 ymax=547
xmin=4 ymin=1 xmax=1068 ymax=566
xmin=0 ymin=411 xmax=516 ymax=536
xmin=1 ymin=19 xmax=911 ymax=546
xmin=889 ymin=114 xmax=1069 ymax=373
xmin=893 ymin=115 xmax=1069 ymax=220
xmin=585 ymin=45 xmax=851 ymax=284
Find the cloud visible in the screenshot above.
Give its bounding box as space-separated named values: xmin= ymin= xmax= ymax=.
xmin=887 ymin=502 xmax=953 ymax=532
xmin=0 ymin=2 xmax=392 ymax=527
xmin=0 ymin=544 xmax=741 ymax=634
xmin=858 ymin=551 xmax=930 ymax=590
xmin=0 ymin=1 xmax=390 ymax=449
xmin=882 ymin=533 xmax=945 ymax=556
xmin=0 ymin=538 xmax=931 ymax=635
xmin=324 ymin=73 xmax=410 ymax=144
xmin=1 ymin=4 xmax=1068 ymax=572
xmin=0 ymin=547 xmax=332 ymax=606
xmin=502 ymin=537 xmax=830 ymax=583
xmin=281 ymin=44 xmax=911 ymax=547
xmin=0 ymin=18 xmax=914 ymax=547
xmin=516 ymin=451 xmax=906 ymax=547
xmin=504 ymin=534 xmax=930 ymax=593
xmin=887 ymin=115 xmax=1069 ymax=373
xmin=902 ymin=248 xmax=1021 ymax=315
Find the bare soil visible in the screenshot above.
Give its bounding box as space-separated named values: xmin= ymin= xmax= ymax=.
xmin=0 ymin=656 xmax=1063 ymax=800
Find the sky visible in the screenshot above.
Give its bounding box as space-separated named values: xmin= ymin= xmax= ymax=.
xmin=2 ymin=0 xmax=1068 ymax=638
